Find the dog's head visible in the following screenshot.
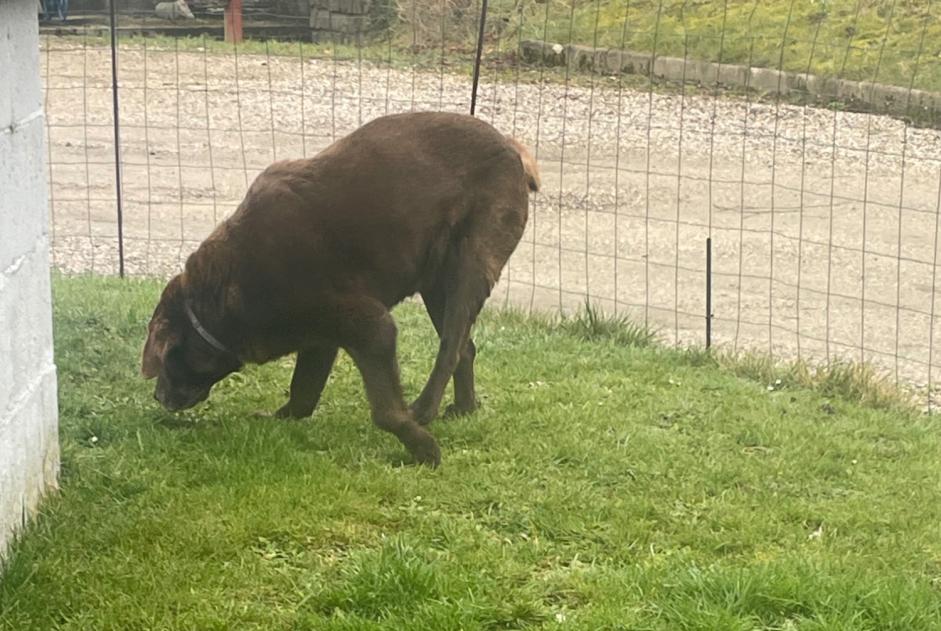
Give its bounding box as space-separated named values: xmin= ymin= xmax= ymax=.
xmin=142 ymin=275 xmax=241 ymax=412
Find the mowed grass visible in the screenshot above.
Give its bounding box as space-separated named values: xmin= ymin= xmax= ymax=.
xmin=2 ymin=276 xmax=941 ymax=629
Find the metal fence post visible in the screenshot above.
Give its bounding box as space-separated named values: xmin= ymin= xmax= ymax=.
xmin=706 ymin=237 xmax=712 ymax=349
xmin=109 ymin=0 xmax=125 ymax=277
xmin=469 ymin=0 xmax=489 ymax=115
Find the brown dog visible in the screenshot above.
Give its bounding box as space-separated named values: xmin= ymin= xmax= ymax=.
xmin=141 ymin=112 xmax=540 ymax=467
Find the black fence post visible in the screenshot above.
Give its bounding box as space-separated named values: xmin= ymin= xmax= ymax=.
xmin=706 ymin=237 xmax=712 ymax=349
xmin=109 ymin=0 xmax=125 ymax=277
xmin=469 ymin=0 xmax=489 ymax=115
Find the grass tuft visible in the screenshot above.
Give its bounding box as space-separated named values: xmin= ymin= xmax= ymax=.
xmin=314 ymin=536 xmax=441 ymax=619
xmin=717 ymin=351 xmax=912 ymax=412
xmin=560 ymin=301 xmax=658 ymax=349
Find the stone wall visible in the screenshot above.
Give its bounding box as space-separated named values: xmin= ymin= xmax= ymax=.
xmin=310 ymin=0 xmax=373 ymax=42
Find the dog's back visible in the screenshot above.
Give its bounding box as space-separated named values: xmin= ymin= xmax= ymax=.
xmin=224 ymin=112 xmax=537 ymax=308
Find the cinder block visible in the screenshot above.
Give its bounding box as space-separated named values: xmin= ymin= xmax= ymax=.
xmin=869 ymin=83 xmax=907 ymax=109
xmin=805 ymin=75 xmax=841 ymax=99
xmin=564 ymin=44 xmax=594 ymax=71
xmin=0 ymin=0 xmax=42 ymax=128
xmin=0 ymin=368 xmax=59 ymax=558
xmin=749 ymin=67 xmax=785 ymax=94
xmin=716 ymin=63 xmax=748 ymax=88
xmin=519 ymin=40 xmax=548 ymax=65
xmin=620 ymin=50 xmax=651 ymax=75
xmin=328 ymin=13 xmax=367 ymax=33
xmin=0 ymin=119 xmax=48 ymax=268
xmin=835 ymin=78 xmax=865 ymax=103
xmin=0 ymin=243 xmax=55 ymax=416
xmin=783 ymin=71 xmax=805 ymax=93
xmin=684 ymin=59 xmax=716 ymax=84
xmin=652 ymin=56 xmax=688 ymax=82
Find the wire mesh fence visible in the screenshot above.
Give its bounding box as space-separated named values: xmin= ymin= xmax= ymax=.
xmin=40 ymin=0 xmax=941 ymax=404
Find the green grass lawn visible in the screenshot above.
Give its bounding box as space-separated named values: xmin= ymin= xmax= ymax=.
xmin=2 ymin=276 xmax=941 ymax=629
xmin=512 ymin=0 xmax=941 ymax=92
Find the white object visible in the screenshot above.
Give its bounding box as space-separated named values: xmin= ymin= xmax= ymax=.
xmin=155 ymin=0 xmax=194 ymax=20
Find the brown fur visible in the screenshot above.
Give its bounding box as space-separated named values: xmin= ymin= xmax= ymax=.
xmin=142 ymin=111 xmax=539 ymax=467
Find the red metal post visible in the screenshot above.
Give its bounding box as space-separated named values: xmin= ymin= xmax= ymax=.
xmin=224 ymin=0 xmax=243 ymax=43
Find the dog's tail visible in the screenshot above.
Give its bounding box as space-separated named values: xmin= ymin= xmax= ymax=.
xmin=507 ymin=137 xmax=541 ymax=193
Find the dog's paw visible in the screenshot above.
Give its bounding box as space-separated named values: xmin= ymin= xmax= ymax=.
xmin=411 ymin=437 xmax=441 ymax=468
xmin=400 ymin=425 xmax=441 ymax=468
xmin=444 ymin=400 xmax=479 ymax=418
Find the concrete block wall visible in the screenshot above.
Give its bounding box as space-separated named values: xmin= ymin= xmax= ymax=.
xmin=520 ymin=39 xmax=941 ymax=126
xmin=310 ymin=0 xmax=373 ymax=42
xmin=0 ymin=0 xmax=61 ymax=559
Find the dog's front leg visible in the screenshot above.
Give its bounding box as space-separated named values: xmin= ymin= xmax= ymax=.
xmin=274 ymin=346 xmax=338 ymax=418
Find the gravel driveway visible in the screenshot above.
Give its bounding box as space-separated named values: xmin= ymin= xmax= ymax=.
xmin=41 ymin=37 xmax=941 ymax=394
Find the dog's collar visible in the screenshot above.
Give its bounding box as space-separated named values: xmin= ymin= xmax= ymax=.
xmin=183 ymin=300 xmax=233 ymax=356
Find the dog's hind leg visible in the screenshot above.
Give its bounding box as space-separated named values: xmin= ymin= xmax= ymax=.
xmin=411 ymin=198 xmax=527 ymax=425
xmin=420 ymin=283 xmax=479 ymax=420
xmin=274 ymin=345 xmax=338 ymax=418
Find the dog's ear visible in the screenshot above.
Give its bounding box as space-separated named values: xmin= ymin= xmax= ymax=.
xmin=141 ymin=316 xmax=179 ymax=379
xmin=142 ymin=277 xmax=183 ymax=379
